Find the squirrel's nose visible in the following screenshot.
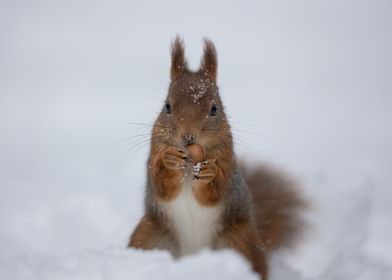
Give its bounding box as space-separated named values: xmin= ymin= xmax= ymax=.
xmin=183 ymin=133 xmax=196 ymax=145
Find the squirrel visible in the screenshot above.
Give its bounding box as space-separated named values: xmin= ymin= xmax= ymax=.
xmin=128 ymin=37 xmax=306 ymax=280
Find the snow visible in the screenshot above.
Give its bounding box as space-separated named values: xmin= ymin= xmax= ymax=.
xmin=193 ymin=162 xmax=203 ymax=177
xmin=189 ymin=79 xmax=209 ymax=102
xmin=1 ymin=0 xmax=392 ymax=279
xmin=0 ymin=249 xmax=259 ymax=280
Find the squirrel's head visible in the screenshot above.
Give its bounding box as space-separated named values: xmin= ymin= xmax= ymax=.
xmin=152 ymin=37 xmax=232 ymax=153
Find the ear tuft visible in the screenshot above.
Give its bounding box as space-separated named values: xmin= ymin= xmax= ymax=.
xmin=170 ymin=36 xmax=188 ymax=81
xmin=200 ymin=38 xmax=218 ymax=81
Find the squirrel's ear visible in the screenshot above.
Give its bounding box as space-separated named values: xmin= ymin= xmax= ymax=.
xmin=170 ymin=36 xmax=188 ymax=81
xmin=200 ymin=38 xmax=217 ymax=81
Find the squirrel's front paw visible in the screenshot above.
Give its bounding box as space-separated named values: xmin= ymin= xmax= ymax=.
xmin=162 ymin=147 xmax=187 ymax=170
xmin=194 ymin=159 xmax=217 ymax=182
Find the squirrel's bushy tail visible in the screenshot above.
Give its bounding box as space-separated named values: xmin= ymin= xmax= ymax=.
xmin=240 ymin=163 xmax=307 ymax=252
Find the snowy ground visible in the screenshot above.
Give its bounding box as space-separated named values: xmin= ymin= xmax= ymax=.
xmin=0 ymin=0 xmax=391 ymax=279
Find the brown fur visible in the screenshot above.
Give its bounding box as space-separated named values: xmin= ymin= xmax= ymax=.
xmin=200 ymin=38 xmax=218 ymax=81
xmin=241 ymin=164 xmax=307 ymax=252
xmin=129 ymin=37 xmax=306 ymax=280
xmin=221 ymin=220 xmax=268 ymax=279
xmin=129 ymin=215 xmax=176 ymax=251
xmin=150 ymin=145 xmax=184 ymax=201
xmin=170 ymin=37 xmax=188 ymax=81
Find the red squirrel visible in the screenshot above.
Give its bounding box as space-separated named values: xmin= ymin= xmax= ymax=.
xmin=128 ymin=37 xmax=306 ymax=279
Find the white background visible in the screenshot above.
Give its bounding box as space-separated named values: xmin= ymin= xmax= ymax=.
xmin=0 ymin=0 xmax=391 ymax=279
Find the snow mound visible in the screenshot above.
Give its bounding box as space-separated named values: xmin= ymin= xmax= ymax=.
xmin=0 ymin=249 xmax=259 ymax=280
xmin=2 ymin=247 xmax=391 ymax=280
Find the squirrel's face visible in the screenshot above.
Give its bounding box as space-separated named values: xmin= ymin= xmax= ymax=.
xmin=152 ymin=37 xmax=232 ymax=152
xmin=158 ymin=74 xmax=229 ymax=149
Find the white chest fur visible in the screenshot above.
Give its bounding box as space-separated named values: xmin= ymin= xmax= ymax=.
xmin=161 ymin=177 xmax=222 ymax=257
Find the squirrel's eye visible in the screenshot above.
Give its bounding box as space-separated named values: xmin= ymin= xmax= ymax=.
xmin=209 ymin=104 xmax=218 ymax=116
xmin=164 ymin=103 xmax=172 ymax=114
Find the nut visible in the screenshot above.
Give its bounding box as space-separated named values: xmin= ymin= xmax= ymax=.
xmin=187 ymin=144 xmax=205 ymax=163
